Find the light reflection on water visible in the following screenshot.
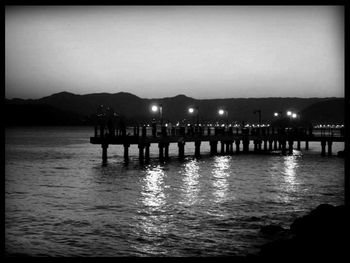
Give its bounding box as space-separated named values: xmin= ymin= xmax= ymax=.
xmin=133 ymin=164 xmax=171 ymax=255
xmin=141 ymin=165 xmax=166 ymax=210
xmin=268 ymin=152 xmax=302 ymax=204
xmin=212 ymin=156 xmax=231 ymax=204
xmin=181 ymin=159 xmax=201 ymax=206
xmin=283 ymin=154 xmax=300 ymax=192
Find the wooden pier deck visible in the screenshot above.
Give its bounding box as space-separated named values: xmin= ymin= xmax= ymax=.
xmin=90 ymin=125 xmax=345 ymax=163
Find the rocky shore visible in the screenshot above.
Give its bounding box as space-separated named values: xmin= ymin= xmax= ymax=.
xmin=257 ymin=204 xmax=348 ymax=259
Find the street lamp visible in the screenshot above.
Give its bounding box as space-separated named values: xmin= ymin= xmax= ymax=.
xmin=151 ymin=105 xmax=158 ymax=112
xmin=188 ymin=106 xmax=199 ymax=126
xmin=274 ymin=111 xmax=282 ymax=117
xmin=218 ymin=108 xmax=228 ymax=126
xmin=151 ymin=103 xmax=163 ymax=126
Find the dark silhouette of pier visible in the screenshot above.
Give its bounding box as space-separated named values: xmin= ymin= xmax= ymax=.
xmin=90 ymin=122 xmax=345 ymax=164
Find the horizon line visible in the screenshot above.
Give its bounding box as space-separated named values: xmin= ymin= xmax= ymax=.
xmin=5 ymin=91 xmax=345 ymax=101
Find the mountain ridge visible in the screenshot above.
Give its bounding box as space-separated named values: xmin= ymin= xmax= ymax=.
xmin=5 ymin=92 xmax=344 ymax=126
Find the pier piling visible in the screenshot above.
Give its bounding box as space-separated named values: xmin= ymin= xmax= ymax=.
xmin=221 ymin=141 xmax=225 ymax=155
xmin=210 ymin=141 xmax=218 ymax=155
xmin=178 ymin=141 xmax=185 ymax=159
xmin=327 ymin=141 xmax=332 ymax=156
xmin=145 ymin=143 xmax=150 ymax=162
xmin=321 ymin=140 xmax=326 ymax=156
xmin=138 ymin=144 xmax=144 ymax=162
xmin=195 ymin=141 xmax=201 ymax=157
xmin=288 ymin=140 xmax=293 ymax=155
xmin=159 ymin=143 xmax=164 ymax=161
xmin=123 ymin=143 xmax=130 ymax=162
xmin=102 ymin=144 xmax=108 ymax=163
xmin=235 ymin=140 xmax=240 ymax=153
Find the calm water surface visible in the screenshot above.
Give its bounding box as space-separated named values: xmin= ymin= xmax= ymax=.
xmin=5 ymin=126 xmax=345 ymax=256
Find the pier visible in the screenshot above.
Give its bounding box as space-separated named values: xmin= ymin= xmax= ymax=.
xmin=90 ymin=125 xmax=344 ymax=163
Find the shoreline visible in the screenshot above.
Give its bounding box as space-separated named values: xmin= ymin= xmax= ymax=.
xmin=254 ymin=203 xmax=348 ymax=259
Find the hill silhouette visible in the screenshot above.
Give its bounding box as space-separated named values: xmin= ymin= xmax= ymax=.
xmin=5 ymin=92 xmax=344 ymax=126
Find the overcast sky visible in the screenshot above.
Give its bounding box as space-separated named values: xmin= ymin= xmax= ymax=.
xmin=5 ymin=6 xmax=344 ymax=99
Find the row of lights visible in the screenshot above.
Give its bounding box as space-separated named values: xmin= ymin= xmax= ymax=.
xmin=151 ymin=104 xmax=227 ymax=116
xmin=315 ymin=124 xmax=344 ymax=128
xmin=152 ymin=104 xmax=299 ymax=121
xmin=274 ymin=111 xmax=298 ymax=119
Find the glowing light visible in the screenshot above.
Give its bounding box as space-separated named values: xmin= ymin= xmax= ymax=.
xmin=287 ymin=111 xmax=292 ymax=116
xmin=292 ymin=113 xmax=297 ymax=118
xmin=151 ymin=105 xmax=158 ymax=112
xmin=188 ymin=108 xmax=194 ymax=114
xmin=218 ymin=109 xmax=225 ymax=115
xmin=274 ymin=112 xmax=279 ymax=117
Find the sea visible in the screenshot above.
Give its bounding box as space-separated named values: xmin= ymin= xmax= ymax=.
xmin=5 ymin=126 xmax=345 ymax=257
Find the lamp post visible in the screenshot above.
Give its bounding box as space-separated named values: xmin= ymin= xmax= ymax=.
xmin=151 ymin=103 xmax=163 ymax=126
xmin=274 ymin=111 xmax=282 ymax=118
xmin=188 ymin=106 xmax=199 ymax=126
xmin=218 ymin=108 xmax=228 ymax=126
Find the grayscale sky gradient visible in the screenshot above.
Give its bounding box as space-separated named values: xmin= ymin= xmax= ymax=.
xmin=5 ymin=6 xmax=344 ymax=99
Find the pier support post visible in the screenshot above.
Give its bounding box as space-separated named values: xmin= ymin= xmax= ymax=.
xmin=138 ymin=144 xmax=144 ymax=163
xmin=243 ymin=139 xmax=249 ymax=153
xmin=229 ymin=142 xmax=234 ymax=154
xmin=281 ymin=141 xmax=287 ymax=155
xmin=269 ymin=140 xmax=273 ymax=151
xmin=145 ymin=143 xmax=150 ymax=162
xmin=274 ymin=140 xmax=278 ymax=150
xmin=225 ymin=142 xmax=230 ymax=154
xmin=254 ymin=140 xmax=258 ymax=152
xmin=164 ymin=143 xmax=169 ymax=160
xmin=178 ymin=141 xmax=185 ymax=159
xmin=210 ymin=141 xmax=218 ymax=155
xmin=159 ymin=143 xmax=164 ymax=161
xmin=321 ymin=140 xmax=326 ymax=156
xmin=221 ymin=141 xmax=225 ymax=155
xmin=195 ymin=141 xmax=201 ymax=157
xmin=305 ymin=140 xmax=309 ymax=150
xmin=288 ymin=140 xmax=293 ymax=155
xmin=297 ymin=140 xmax=301 ymax=151
xmin=235 ymin=140 xmax=240 ymax=154
xmin=264 ymin=140 xmax=268 ymax=151
xmin=123 ymin=143 xmax=130 ymax=162
xmin=327 ymin=141 xmax=332 ymax=156
xmin=102 ymin=144 xmax=108 ymax=164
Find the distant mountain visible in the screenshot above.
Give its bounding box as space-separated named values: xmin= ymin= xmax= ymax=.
xmin=5 ymin=92 xmax=344 ymax=126
xmin=300 ymin=98 xmax=344 ymax=125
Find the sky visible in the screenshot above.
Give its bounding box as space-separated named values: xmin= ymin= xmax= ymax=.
xmin=5 ymin=6 xmax=344 ymax=99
